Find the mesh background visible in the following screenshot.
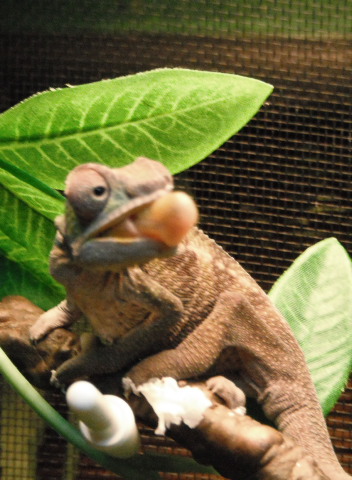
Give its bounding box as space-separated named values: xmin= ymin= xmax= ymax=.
xmin=0 ymin=0 xmax=352 ymax=478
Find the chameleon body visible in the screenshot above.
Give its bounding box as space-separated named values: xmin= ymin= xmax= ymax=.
xmin=30 ymin=157 xmax=349 ymax=479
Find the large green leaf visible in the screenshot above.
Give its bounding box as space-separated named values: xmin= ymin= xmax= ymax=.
xmin=0 ymin=167 xmax=65 ymax=309
xmin=0 ymin=256 xmax=64 ymax=312
xmin=0 ymin=69 xmax=273 ymax=189
xmin=0 ymin=157 xmax=64 ymax=221
xmin=269 ymin=238 xmax=352 ymax=415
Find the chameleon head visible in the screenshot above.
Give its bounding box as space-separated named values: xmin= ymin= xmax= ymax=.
xmin=61 ymin=157 xmax=198 ymax=251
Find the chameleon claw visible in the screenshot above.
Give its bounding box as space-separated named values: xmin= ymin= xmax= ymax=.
xmin=122 ymin=377 xmax=140 ymax=399
xmin=50 ymin=370 xmax=66 ymax=393
xmin=233 ymin=405 xmax=247 ymax=416
xmin=206 ymin=376 xmax=246 ymax=411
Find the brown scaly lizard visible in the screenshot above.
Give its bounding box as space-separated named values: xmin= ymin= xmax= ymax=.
xmin=30 ymin=157 xmax=350 ymax=479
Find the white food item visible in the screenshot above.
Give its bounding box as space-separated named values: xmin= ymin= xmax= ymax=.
xmin=125 ymin=377 xmax=212 ymax=435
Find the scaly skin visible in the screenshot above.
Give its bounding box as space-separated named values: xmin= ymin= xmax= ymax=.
xmin=30 ymin=158 xmax=350 ymax=479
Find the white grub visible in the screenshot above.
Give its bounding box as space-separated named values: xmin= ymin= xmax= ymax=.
xmin=124 ymin=377 xmax=212 ymax=435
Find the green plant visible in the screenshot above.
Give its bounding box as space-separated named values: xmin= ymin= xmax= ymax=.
xmin=269 ymin=237 xmax=352 ymax=415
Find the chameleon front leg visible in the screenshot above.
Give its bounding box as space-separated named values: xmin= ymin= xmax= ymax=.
xmin=52 ymin=268 xmax=183 ymax=385
xmin=120 ymin=266 xmax=184 ymax=314
xmin=123 ymin=290 xmax=242 ymax=387
xmin=52 ymin=311 xmax=180 ymax=385
xmin=29 ymin=299 xmax=82 ymax=343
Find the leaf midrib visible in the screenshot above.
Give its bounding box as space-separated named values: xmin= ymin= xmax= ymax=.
xmin=0 ymin=92 xmax=237 ymax=147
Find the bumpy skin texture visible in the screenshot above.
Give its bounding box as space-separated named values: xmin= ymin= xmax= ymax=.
xmin=29 ymin=158 xmax=349 ymax=480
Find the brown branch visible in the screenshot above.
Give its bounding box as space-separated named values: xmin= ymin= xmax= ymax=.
xmin=127 ymin=381 xmax=329 ymax=480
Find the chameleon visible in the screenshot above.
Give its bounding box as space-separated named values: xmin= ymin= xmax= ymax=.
xmin=30 ymin=157 xmax=349 ymax=479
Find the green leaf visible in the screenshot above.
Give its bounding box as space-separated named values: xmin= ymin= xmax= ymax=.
xmin=0 ymin=256 xmax=63 ymax=311
xmin=0 ymin=176 xmax=65 ymax=309
xmin=0 ymin=68 xmax=273 ymax=189
xmin=0 ymin=157 xmax=64 ymax=221
xmin=269 ymin=238 xmax=352 ymax=415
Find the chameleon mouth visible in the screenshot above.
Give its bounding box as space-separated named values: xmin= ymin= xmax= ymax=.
xmin=99 ymin=209 xmax=152 ymax=244
xmin=79 ymin=188 xmax=170 ymax=244
xmin=98 ymin=191 xmax=199 ymax=248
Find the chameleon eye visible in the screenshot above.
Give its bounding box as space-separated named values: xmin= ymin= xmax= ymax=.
xmin=65 ymin=168 xmax=110 ymax=221
xmin=93 ymin=186 xmax=106 ymax=197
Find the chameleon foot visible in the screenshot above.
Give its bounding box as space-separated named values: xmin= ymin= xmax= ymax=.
xmin=206 ymin=376 xmax=246 ymax=412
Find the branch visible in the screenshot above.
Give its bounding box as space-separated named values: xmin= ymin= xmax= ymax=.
xmin=126 ymin=380 xmax=329 ymax=480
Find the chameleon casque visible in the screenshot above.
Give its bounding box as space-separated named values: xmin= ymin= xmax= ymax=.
xmin=30 ymin=157 xmax=349 ymax=479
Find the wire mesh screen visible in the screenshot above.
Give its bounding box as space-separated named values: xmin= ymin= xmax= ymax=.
xmin=1 ymin=0 xmax=352 ymax=478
